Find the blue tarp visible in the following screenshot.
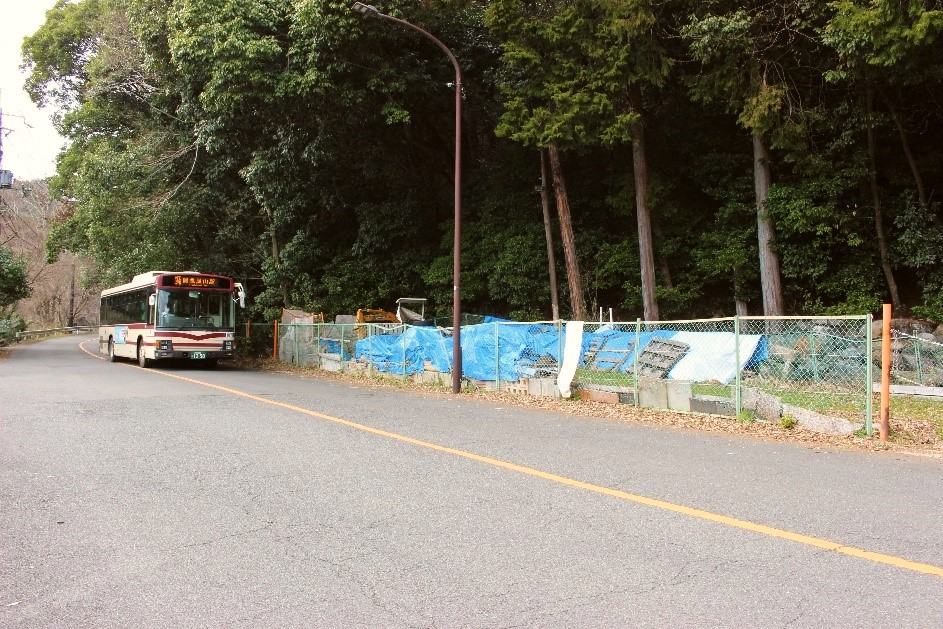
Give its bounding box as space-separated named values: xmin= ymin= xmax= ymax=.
xmin=354 ymin=326 xmax=450 ymax=375
xmin=462 ymin=322 xmax=561 ymax=381
xmin=354 ymin=323 xmax=769 ymax=385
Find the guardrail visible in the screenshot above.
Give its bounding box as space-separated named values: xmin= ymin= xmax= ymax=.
xmin=16 ymin=326 xmax=97 ymax=340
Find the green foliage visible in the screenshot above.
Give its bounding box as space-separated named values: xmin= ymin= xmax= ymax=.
xmin=21 ymin=0 xmax=109 ymax=111
xmin=487 ymin=0 xmax=667 ymax=148
xmin=0 ymin=313 xmax=28 ymax=347
xmin=0 ymin=247 xmax=32 ymax=307
xmin=824 ymin=0 xmax=943 ymax=72
xmin=893 ymin=196 xmax=943 ymax=270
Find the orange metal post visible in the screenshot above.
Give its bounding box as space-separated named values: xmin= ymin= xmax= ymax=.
xmin=247 ymin=321 xmax=251 ymax=338
xmin=880 ymin=303 xmax=891 ymax=441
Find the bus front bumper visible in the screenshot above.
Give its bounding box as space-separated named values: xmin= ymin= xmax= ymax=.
xmin=155 ymin=350 xmax=235 ymax=361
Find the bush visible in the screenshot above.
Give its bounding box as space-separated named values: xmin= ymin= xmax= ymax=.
xmin=0 ymin=314 xmax=27 ymax=346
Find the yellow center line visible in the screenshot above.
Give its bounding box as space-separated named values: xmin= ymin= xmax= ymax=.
xmin=78 ymin=340 xmax=943 ymax=578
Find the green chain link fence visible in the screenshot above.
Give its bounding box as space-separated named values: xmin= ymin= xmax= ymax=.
xmin=245 ymin=315 xmax=877 ymax=432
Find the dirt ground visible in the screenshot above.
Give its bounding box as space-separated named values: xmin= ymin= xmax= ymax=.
xmin=239 ymin=357 xmax=943 ymax=460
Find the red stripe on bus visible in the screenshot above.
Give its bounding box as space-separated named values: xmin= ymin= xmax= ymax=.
xmin=156 ymin=332 xmax=228 ymax=341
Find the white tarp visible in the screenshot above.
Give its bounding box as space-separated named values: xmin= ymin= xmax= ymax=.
xmin=667 ymin=331 xmax=765 ymax=384
xmin=556 ymin=320 xmax=585 ymax=397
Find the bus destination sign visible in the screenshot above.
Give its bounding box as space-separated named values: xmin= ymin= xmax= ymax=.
xmin=161 ymin=274 xmax=231 ymax=289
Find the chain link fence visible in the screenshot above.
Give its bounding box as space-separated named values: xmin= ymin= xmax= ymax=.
xmin=245 ymin=316 xmax=877 ymax=431
xmin=885 ymin=330 xmax=943 ymax=387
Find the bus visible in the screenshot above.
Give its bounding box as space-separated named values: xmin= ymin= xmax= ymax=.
xmin=99 ymin=271 xmax=246 ymax=368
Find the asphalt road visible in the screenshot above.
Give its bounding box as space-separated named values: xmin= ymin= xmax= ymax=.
xmin=2 ymin=335 xmax=942 ymax=627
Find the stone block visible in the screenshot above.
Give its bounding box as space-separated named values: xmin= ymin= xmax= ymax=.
xmin=782 ymin=403 xmax=861 ymax=436
xmin=741 ymin=387 xmax=782 ymax=422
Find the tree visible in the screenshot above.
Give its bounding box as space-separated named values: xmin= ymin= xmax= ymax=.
xmin=487 ymin=0 xmax=670 ymax=321
xmin=822 ymin=0 xmax=943 ymax=309
xmin=682 ymin=2 xmax=824 ymax=316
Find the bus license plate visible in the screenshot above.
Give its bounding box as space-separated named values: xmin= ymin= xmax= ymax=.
xmin=191 ymin=352 xmax=207 ymax=359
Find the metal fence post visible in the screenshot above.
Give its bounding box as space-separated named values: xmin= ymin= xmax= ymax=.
xmin=734 ymin=315 xmax=742 ymax=416
xmin=340 ymin=324 xmax=346 ymax=372
xmin=864 ymin=313 xmax=874 ymax=437
xmin=402 ymin=326 xmax=407 ymax=382
xmin=558 ymin=319 xmax=563 ymax=385
xmin=810 ymin=331 xmax=820 ymax=382
xmin=495 ymin=322 xmax=500 ymax=392
xmin=274 ymin=319 xmax=279 ymax=360
xmin=633 ymin=318 xmax=641 ymax=406
xmin=368 ymin=324 xmax=373 ymax=377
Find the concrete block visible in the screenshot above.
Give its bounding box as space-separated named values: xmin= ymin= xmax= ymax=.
xmin=666 ymin=381 xmax=692 ymax=412
xmin=638 ymin=378 xmax=668 ymax=409
xmin=319 ymin=355 xmax=342 ymax=372
xmin=690 ymin=396 xmax=736 ymax=417
xmin=500 ymin=380 xmax=528 ymax=395
xmin=412 ymin=370 xmax=445 ymax=385
xmin=578 ymin=388 xmax=620 ymax=404
xmin=527 ymin=377 xmax=558 ymax=398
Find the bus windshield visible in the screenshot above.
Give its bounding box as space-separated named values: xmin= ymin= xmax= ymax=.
xmin=157 ymin=289 xmax=233 ymax=330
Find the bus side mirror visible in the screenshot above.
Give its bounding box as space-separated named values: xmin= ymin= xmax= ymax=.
xmin=148 ymin=294 xmax=156 ymax=306
xmin=235 ymin=283 xmax=246 ymax=309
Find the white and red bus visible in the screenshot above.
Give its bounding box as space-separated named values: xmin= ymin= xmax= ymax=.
xmin=99 ymin=271 xmax=246 ymax=368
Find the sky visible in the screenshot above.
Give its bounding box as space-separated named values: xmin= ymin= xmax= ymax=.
xmin=1 ymin=0 xmax=65 ymax=181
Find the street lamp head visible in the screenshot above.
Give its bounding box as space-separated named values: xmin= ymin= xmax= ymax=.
xmin=351 ymin=2 xmax=380 ymax=17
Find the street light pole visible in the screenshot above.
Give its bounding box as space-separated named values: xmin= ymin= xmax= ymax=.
xmin=351 ymin=3 xmax=463 ymax=393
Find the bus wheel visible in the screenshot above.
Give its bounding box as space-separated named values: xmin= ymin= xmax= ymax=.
xmin=108 ymin=338 xmax=118 ymax=363
xmin=137 ymin=340 xmax=151 ymax=368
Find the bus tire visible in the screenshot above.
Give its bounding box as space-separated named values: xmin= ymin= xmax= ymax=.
xmin=137 ymin=340 xmax=151 ymax=368
xmin=108 ymin=337 xmax=118 ymax=363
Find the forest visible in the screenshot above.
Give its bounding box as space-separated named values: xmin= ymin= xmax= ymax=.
xmin=17 ymin=0 xmax=943 ymax=323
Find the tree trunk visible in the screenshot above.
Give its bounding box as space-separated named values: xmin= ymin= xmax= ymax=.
xmin=629 ymin=86 xmax=659 ymax=322
xmin=547 ymin=142 xmax=586 ymax=321
xmin=877 ymin=87 xmax=928 ymax=210
xmin=867 ymin=88 xmax=902 ymax=310
xmin=753 ymin=132 xmax=785 ymax=317
xmin=263 ymin=205 xmax=289 ymax=306
xmin=733 ymin=266 xmax=748 ymax=316
xmin=538 ymin=149 xmax=560 ymax=320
